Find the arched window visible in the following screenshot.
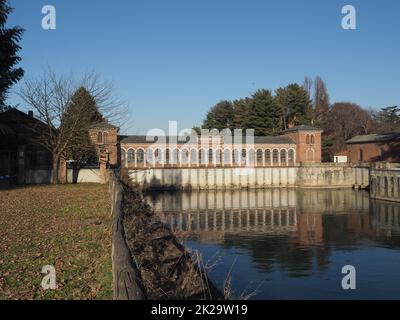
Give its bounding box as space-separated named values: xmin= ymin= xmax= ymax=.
xmin=103 ymin=132 xmax=108 ymax=144
xmin=248 ymin=149 xmax=255 ymax=167
xmin=137 ymin=149 xmax=144 ymax=165
xmin=208 ymin=149 xmax=214 ymax=165
xmin=288 ymin=149 xmax=295 ymax=166
xmin=306 ymin=134 xmax=310 ymax=144
xmin=224 ymin=149 xmax=231 ymax=166
xmin=233 ymin=149 xmax=240 ymax=166
xmin=199 ymin=149 xmax=206 ymax=165
xmin=97 ymin=132 xmax=103 ymax=144
xmin=280 ymin=149 xmax=287 ymax=166
xmin=171 ymin=149 xmax=179 ymax=165
xmin=272 ymin=149 xmax=279 ymax=166
xmin=127 ymin=149 xmax=135 ymax=164
xmin=215 ymin=149 xmax=222 ymax=166
xmin=146 ymin=149 xmax=154 ymax=165
xmin=265 ymin=149 xmax=271 ymax=166
xmin=180 ymin=149 xmax=189 ymax=166
xmin=256 ymin=149 xmax=264 ymax=166
xmin=310 ymin=134 xmax=315 ymax=144
xmin=190 ymin=149 xmax=198 ymax=165
xmin=307 ymin=149 xmax=314 ymax=162
xmin=241 ymin=149 xmax=247 ymax=165
xmin=154 ymin=148 xmax=162 ymax=164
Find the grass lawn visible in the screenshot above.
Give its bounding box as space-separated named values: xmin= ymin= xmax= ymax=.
xmin=0 ymin=184 xmax=112 ymax=300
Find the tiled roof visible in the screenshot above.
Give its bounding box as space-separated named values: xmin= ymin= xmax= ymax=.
xmin=119 ymin=135 xmax=295 ymax=145
xmin=90 ymin=122 xmax=118 ymax=130
xmin=281 ymin=125 xmax=322 ymax=133
xmin=346 ymin=132 xmax=400 ymax=144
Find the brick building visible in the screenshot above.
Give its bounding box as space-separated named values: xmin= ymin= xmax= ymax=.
xmin=345 ymin=132 xmax=400 ymax=164
xmin=0 ymin=108 xmax=54 ymax=186
xmin=106 ymin=125 xmax=323 ymax=168
xmin=1 ymin=109 xmax=323 ymax=186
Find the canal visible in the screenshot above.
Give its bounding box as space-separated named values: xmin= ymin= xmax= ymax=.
xmin=145 ymin=188 xmax=400 ymax=299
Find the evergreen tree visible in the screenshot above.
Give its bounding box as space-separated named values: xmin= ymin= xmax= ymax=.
xmin=373 ymin=106 xmax=400 ymax=133
xmin=276 ymin=84 xmax=313 ymax=128
xmin=64 ymin=87 xmax=104 ymax=164
xmin=0 ymin=0 xmax=24 ymax=111
xmin=202 ymin=100 xmax=234 ymax=131
xmin=246 ymin=89 xmax=279 ymax=135
xmin=232 ymin=98 xmax=250 ymax=130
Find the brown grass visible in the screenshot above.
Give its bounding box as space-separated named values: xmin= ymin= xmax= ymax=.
xmin=0 ymin=184 xmax=112 ymax=300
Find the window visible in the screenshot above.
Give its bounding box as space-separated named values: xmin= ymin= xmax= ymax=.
xmin=288 ymin=149 xmax=295 ymax=165
xmin=137 ymin=149 xmax=144 ymax=164
xmin=310 ymin=135 xmax=315 ymax=144
xmin=256 ymin=149 xmax=263 ymax=166
xmin=280 ymin=149 xmax=287 ymax=166
xmin=171 ymin=149 xmax=179 ymax=165
xmin=190 ymin=149 xmax=198 ymax=165
xmin=359 ymin=149 xmax=364 ymax=162
xmin=272 ymin=149 xmax=279 ymax=165
xmin=180 ymin=149 xmax=189 ymax=165
xmin=154 ymin=149 xmax=162 ymax=164
xmin=103 ymin=132 xmax=108 ymax=144
xmin=224 ymin=149 xmax=231 ymax=166
xmin=215 ymin=149 xmax=222 ymax=166
xmin=241 ymin=149 xmax=247 ymax=165
xmin=127 ymin=149 xmax=135 ymax=164
xmin=306 ymin=134 xmax=310 ymax=144
xmin=97 ymin=132 xmax=103 ymax=144
xmin=307 ymin=149 xmax=314 ymax=162
xmin=146 ymin=149 xmax=153 ymax=165
xmin=208 ymin=149 xmax=213 ymax=165
xmin=265 ymin=150 xmax=271 ymax=166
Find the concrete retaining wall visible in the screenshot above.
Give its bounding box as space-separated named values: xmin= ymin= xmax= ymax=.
xmin=128 ymin=165 xmax=370 ymax=190
xmin=67 ymin=168 xmax=101 ymax=183
xmin=370 ymin=166 xmax=400 ymax=203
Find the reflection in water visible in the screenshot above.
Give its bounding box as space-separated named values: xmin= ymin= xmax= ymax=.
xmin=145 ymin=189 xmax=400 ymax=299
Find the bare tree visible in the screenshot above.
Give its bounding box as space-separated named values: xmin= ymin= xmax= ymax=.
xmin=326 ymin=102 xmax=374 ymax=155
xmin=303 ymin=76 xmax=313 ymax=100
xmin=313 ymin=76 xmax=330 ymax=126
xmin=19 ymin=69 xmax=128 ymax=184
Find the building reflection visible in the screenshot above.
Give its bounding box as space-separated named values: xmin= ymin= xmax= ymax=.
xmin=146 ymin=189 xmax=400 ymax=244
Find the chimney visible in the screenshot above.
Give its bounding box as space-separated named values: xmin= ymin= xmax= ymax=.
xmin=28 ymin=111 xmax=33 ymax=117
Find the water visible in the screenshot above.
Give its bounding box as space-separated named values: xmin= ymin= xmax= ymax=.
xmin=145 ymin=189 xmax=400 ymax=300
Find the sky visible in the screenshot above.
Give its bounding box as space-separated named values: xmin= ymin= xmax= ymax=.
xmin=6 ymin=0 xmax=400 ymax=134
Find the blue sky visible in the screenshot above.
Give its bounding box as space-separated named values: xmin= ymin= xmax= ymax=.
xmin=7 ymin=0 xmax=400 ymax=134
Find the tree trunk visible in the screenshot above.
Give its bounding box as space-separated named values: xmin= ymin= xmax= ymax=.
xmin=51 ymin=156 xmax=60 ymax=184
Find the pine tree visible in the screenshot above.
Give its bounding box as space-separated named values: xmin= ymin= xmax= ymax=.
xmin=202 ymin=100 xmax=234 ymax=131
xmin=373 ymin=106 xmax=400 ymax=133
xmin=64 ymin=87 xmax=104 ymax=163
xmin=246 ymin=89 xmax=279 ymax=135
xmin=276 ymin=84 xmax=313 ymax=127
xmin=0 ymin=0 xmax=24 ymax=111
xmin=232 ymin=98 xmax=250 ymax=130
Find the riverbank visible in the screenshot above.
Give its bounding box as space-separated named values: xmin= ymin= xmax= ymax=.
xmin=0 ymin=184 xmax=112 ymax=299
xmin=117 ymin=173 xmax=221 ymax=299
